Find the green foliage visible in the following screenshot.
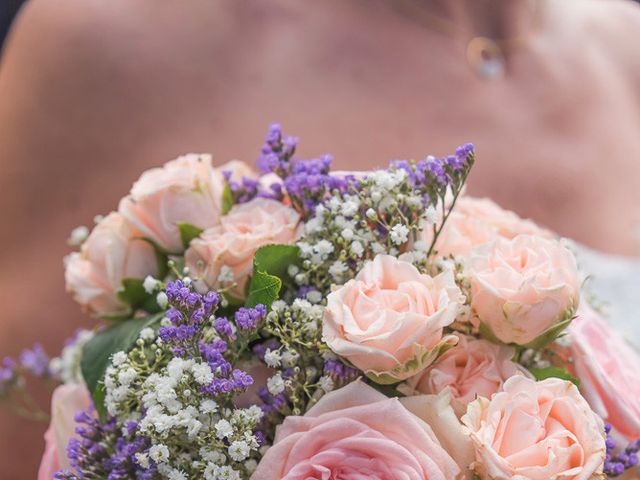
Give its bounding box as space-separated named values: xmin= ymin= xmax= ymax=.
xmin=116 ymin=278 xmax=161 ymax=315
xmin=81 ymin=314 xmax=163 ymax=419
xmin=222 ymin=183 xmax=235 ymax=215
xmin=522 ymin=315 xmax=575 ymax=350
xmin=177 ymin=222 xmax=204 ymax=250
xmin=244 ymin=244 xmax=301 ymax=309
xmin=530 ymin=366 xmax=581 ymax=387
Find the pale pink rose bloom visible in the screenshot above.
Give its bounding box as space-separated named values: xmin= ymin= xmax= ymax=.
xmin=38 ymin=384 xmax=92 ymax=479
xmin=185 ymin=198 xmax=300 ymax=299
xmin=468 ymin=234 xmax=580 ymax=346
xmin=462 ymin=376 xmax=605 ymax=480
xmin=251 ymin=380 xmax=462 ymax=480
xmin=568 ymin=304 xmax=640 ymax=440
xmin=403 ymin=335 xmax=525 ymax=416
xmin=65 ymin=212 xmax=159 ymax=316
xmin=323 ymin=254 xmax=463 ymax=383
xmin=422 ymin=196 xmax=550 ymax=258
xmin=118 ymin=153 xmax=226 ymax=253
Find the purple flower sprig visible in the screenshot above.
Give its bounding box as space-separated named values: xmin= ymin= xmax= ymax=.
xmin=55 ymin=408 xmax=157 ymax=480
xmin=19 ymin=343 xmax=53 ymax=378
xmin=256 ymin=123 xmax=299 ymax=177
xmin=255 ymin=124 xmax=355 ymax=219
xmin=157 ymin=280 xmax=266 ymax=399
xmin=0 ymin=357 xmax=18 ymax=397
xmin=158 ymin=280 xmax=220 ymax=358
xmin=323 ymin=359 xmax=360 ymax=387
xmin=223 ymin=171 xmax=284 ymax=207
xmin=604 ymin=424 xmax=640 ymax=477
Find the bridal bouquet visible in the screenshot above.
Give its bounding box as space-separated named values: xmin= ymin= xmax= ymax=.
xmin=2 ymin=124 xmax=639 ymax=480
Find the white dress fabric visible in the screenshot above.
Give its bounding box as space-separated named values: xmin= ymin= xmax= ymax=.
xmin=571 ymin=242 xmax=640 ymax=347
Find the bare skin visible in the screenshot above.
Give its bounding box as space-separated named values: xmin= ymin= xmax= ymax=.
xmin=0 ymin=0 xmax=639 ymax=476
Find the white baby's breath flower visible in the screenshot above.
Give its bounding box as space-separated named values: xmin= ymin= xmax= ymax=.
xmin=199 ymin=399 xmax=218 ymax=414
xmin=341 ymin=228 xmax=354 ymax=241
xmin=67 ymin=225 xmax=90 ymax=246
xmin=215 ymin=419 xmax=234 ymax=440
xmin=112 ymin=351 xmax=127 ymax=367
xmin=149 ymin=444 xmax=170 ymax=463
xmin=328 ymin=261 xmax=348 ymax=280
xmin=315 ymin=240 xmax=334 ymax=256
xmin=191 ymin=362 xmax=214 ymax=385
xmin=156 ymin=292 xmax=169 ymax=309
xmin=264 ymin=349 xmax=281 ymax=368
xmin=139 ymin=327 xmax=156 ymax=342
xmin=217 ymin=265 xmax=235 ymax=284
xmin=281 ymin=350 xmax=299 ymax=367
xmin=135 ymin=452 xmax=150 ymax=469
xmin=143 ymin=275 xmax=160 ymax=294
xmin=306 ymin=290 xmax=323 ymax=304
xmin=390 ymin=224 xmax=409 ymax=245
xmin=228 ymin=440 xmax=251 ymax=462
xmin=424 ymin=205 xmax=438 ymax=225
xmin=287 ymin=264 xmax=299 ymax=277
xmin=341 ymin=199 xmax=359 ymax=217
xmin=117 ymin=367 xmax=137 ymax=386
xmin=371 ymin=242 xmax=385 ymax=254
xmin=167 ymin=469 xmax=187 ymax=480
xmin=350 ymin=240 xmax=364 ymax=257
xmin=267 ymin=373 xmax=285 ymax=396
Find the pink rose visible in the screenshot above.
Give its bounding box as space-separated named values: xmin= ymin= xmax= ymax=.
xmin=38 ymin=384 xmax=91 ymax=480
xmin=462 ymin=376 xmax=605 ymax=480
xmin=323 ymin=254 xmax=463 ymax=383
xmin=119 ymin=153 xmax=226 ymax=253
xmin=468 ymin=234 xmax=580 ymax=346
xmin=403 ymin=335 xmax=525 ymax=416
xmin=252 ymin=380 xmax=462 ymax=479
xmin=65 ymin=212 xmax=159 ymax=316
xmin=568 ymin=304 xmax=640 ymax=440
xmin=423 ymin=196 xmax=550 ymax=258
xmin=185 ymin=198 xmax=300 ymax=299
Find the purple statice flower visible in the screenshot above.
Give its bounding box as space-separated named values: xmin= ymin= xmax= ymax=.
xmin=19 ymin=343 xmax=51 ymax=377
xmin=56 ymin=408 xmax=158 ymax=479
xmin=603 ymin=423 xmax=640 ymax=477
xmin=157 ymin=280 xmax=257 ymax=398
xmin=214 ymin=317 xmax=235 ymax=339
xmin=0 ymin=357 xmax=17 ymax=396
xmin=224 ymin=173 xmax=284 ymax=206
xmin=256 ymin=123 xmax=299 ymax=176
xmin=323 ymin=359 xmax=360 ymax=384
xmin=234 ymin=305 xmax=267 ymax=331
xmin=158 ymin=280 xmax=220 ymax=358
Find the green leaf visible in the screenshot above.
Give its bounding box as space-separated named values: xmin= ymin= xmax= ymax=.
xmin=478 ymin=313 xmax=575 ymax=351
xmin=245 ymin=271 xmax=282 ymax=308
xmin=244 ymin=244 xmax=301 ymax=308
xmin=117 ymin=278 xmax=147 ymax=309
xmin=530 ymin=366 xmax=581 ymax=387
xmin=81 ymin=314 xmax=163 ymax=419
xmin=115 ymin=278 xmax=162 ymax=315
xmin=222 ymin=183 xmax=234 ymax=215
xmin=253 ymin=244 xmax=301 ymax=285
xmin=522 ymin=315 xmax=575 ymax=350
xmin=177 ymin=222 xmax=204 ymax=249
